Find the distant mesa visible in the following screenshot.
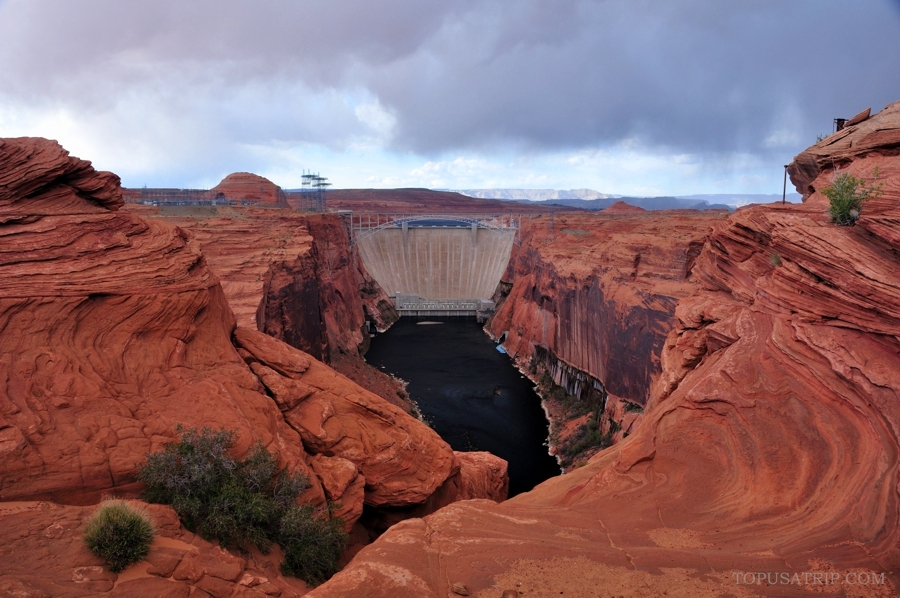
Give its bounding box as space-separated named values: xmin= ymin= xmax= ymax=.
xmin=211 ymin=172 xmax=287 ymax=207
xmin=603 ymin=200 xmax=646 ymax=213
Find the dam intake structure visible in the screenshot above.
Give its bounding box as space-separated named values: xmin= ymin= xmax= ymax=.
xmin=348 ymin=213 xmax=519 ymax=317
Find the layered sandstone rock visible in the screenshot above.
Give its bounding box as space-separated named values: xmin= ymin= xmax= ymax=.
xmin=124 ymin=204 xmax=407 ymax=410
xmin=0 ymin=500 xmax=310 ymax=597
xmin=0 ymin=139 xmax=505 ymax=535
xmin=309 ymin=104 xmax=900 ymax=596
xmin=233 ymin=327 xmax=457 ymax=508
xmin=488 ymin=210 xmax=725 ymax=464
xmin=0 ymin=138 xmax=326 ymax=507
xmin=211 ymin=172 xmax=288 ymax=207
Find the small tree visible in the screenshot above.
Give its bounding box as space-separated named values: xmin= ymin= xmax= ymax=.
xmin=83 ymin=500 xmax=155 ymax=572
xmin=822 ymin=169 xmax=883 ymax=226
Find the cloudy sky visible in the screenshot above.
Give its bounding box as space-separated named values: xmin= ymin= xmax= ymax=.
xmin=0 ymin=0 xmax=898 ymax=195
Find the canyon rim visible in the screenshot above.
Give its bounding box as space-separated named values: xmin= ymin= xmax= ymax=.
xmin=0 ymin=99 xmax=898 ymax=597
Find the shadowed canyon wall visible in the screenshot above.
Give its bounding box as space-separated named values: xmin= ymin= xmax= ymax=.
xmin=310 ymin=100 xmax=900 ymax=596
xmin=124 ymin=204 xmax=407 ymax=409
xmin=487 ymin=210 xmax=724 ymax=462
xmin=356 ymin=227 xmax=516 ymax=300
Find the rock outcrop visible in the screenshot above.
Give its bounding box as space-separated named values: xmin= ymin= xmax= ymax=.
xmin=123 ymin=203 xmax=406 ymax=409
xmin=0 ymin=138 xmax=506 ymax=537
xmin=309 ymin=102 xmax=900 ymax=596
xmin=603 ymin=200 xmax=647 ymax=213
xmin=0 ymin=500 xmax=310 ymax=597
xmin=233 ymin=327 xmax=456 ymax=509
xmin=211 ymin=172 xmax=288 ymax=207
xmin=1 ymin=138 xmax=325 ymax=505
xmin=488 ymin=210 xmax=725 ymax=465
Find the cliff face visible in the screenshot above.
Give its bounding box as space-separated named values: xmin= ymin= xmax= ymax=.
xmin=124 ymin=204 xmax=406 ymax=409
xmin=0 ymin=138 xmax=324 ymax=505
xmin=0 ymin=138 xmax=506 ymax=538
xmin=487 ymin=210 xmax=724 ymax=464
xmin=310 ymin=103 xmax=900 ymax=596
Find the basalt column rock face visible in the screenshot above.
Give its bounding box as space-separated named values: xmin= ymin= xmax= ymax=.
xmin=308 ymin=104 xmax=900 ymax=596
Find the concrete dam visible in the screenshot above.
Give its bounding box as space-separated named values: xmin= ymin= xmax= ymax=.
xmin=351 ymin=214 xmax=518 ymax=316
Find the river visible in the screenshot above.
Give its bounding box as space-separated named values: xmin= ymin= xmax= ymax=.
xmin=365 ymin=316 xmax=560 ymax=496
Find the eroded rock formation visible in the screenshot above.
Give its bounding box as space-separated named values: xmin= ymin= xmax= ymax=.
xmin=0 ymin=500 xmax=311 ymax=597
xmin=123 ymin=203 xmax=407 ymax=410
xmin=309 ymin=102 xmax=900 ymax=596
xmin=488 ymin=210 xmax=725 ymax=464
xmin=211 ymin=172 xmax=288 ymax=207
xmin=0 ymin=139 xmax=507 ymax=545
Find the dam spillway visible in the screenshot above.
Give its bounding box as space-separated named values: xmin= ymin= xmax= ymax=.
xmin=352 ymin=214 xmax=517 ymax=316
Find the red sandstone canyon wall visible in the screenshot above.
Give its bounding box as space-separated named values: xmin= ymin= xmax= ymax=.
xmin=124 ymin=203 xmax=407 ymax=409
xmin=309 ymin=102 xmax=900 ymax=596
xmin=487 ymin=209 xmax=725 ymax=464
xmin=0 ymin=138 xmax=508 ymax=594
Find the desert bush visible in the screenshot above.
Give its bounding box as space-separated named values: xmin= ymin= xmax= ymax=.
xmin=822 ymin=170 xmax=883 ymax=226
xmin=279 ymin=505 xmax=347 ymax=586
xmin=138 ymin=426 xmax=346 ymax=585
xmin=83 ymin=500 xmax=155 ymax=573
xmin=139 ymin=426 xmax=308 ymax=551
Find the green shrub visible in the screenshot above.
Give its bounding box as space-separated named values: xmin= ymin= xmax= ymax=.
xmin=279 ymin=505 xmax=347 ymax=586
xmin=83 ymin=500 xmax=155 ymax=573
xmin=138 ymin=426 xmax=346 ymax=585
xmin=822 ymin=170 xmax=883 ymax=226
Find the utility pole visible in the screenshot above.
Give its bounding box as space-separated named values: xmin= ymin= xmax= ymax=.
xmin=783 ymin=165 xmax=788 ymax=204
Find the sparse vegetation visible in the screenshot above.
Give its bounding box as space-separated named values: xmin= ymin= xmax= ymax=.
xmin=623 ymin=401 xmax=644 ymax=413
xmin=537 ymin=369 xmax=613 ymax=468
xmin=279 ymin=505 xmax=347 ymax=585
xmin=138 ymin=426 xmax=346 ymax=585
xmin=822 ymin=169 xmax=883 ymax=226
xmin=83 ymin=500 xmax=155 ymax=573
xmin=769 ymin=252 xmax=782 ymax=267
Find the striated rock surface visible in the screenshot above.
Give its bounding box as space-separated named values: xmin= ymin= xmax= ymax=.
xmin=124 ymin=203 xmax=408 ymax=410
xmin=0 ymin=138 xmax=325 ymax=507
xmin=211 ymin=172 xmax=288 ymax=207
xmin=309 ymin=103 xmax=900 ymax=596
xmin=0 ymin=500 xmax=310 ymax=597
xmin=488 ymin=210 xmax=725 ymax=465
xmin=233 ymin=327 xmax=459 ymax=508
xmin=0 ymin=139 xmax=505 ymax=542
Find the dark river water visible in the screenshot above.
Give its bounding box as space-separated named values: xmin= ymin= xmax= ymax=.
xmin=365 ymin=316 xmax=560 ymax=496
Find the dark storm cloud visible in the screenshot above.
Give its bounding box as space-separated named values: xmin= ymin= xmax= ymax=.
xmin=0 ymin=0 xmax=897 ymax=159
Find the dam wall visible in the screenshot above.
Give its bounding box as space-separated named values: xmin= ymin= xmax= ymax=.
xmin=356 ymin=227 xmax=516 ymax=314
